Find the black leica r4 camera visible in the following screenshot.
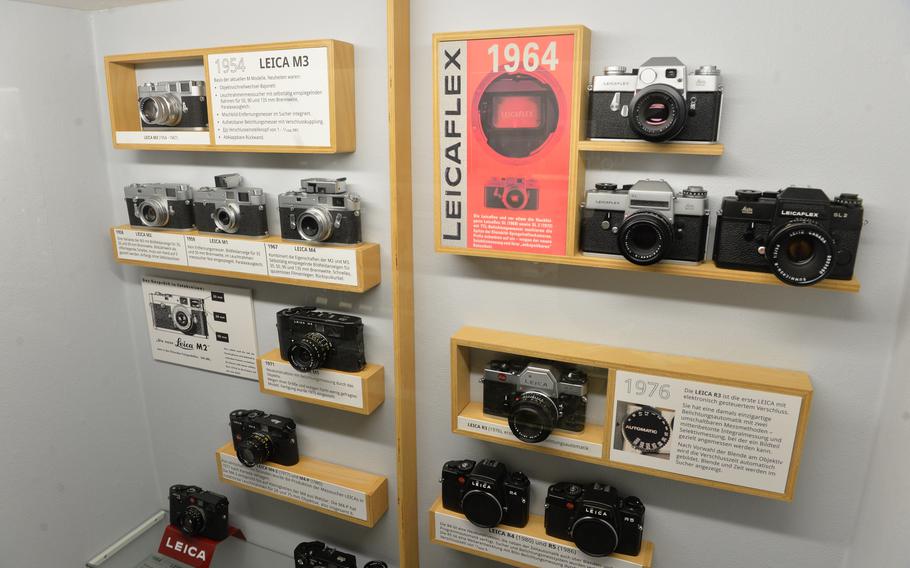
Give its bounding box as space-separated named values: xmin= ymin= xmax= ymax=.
xmin=482 ymin=360 xmax=587 ymax=444
xmin=124 ymin=183 xmax=194 ymax=230
xmin=229 ymin=409 xmax=298 ymax=467
xmin=580 ymin=180 xmax=710 ymax=265
xmin=138 ymin=80 xmax=208 ymax=130
xmin=485 ymin=177 xmax=540 ymax=211
xmin=150 ymin=292 xmax=208 ymax=337
xmin=293 ymin=541 xmax=388 ymax=568
xmin=168 ymin=485 xmax=229 ymax=541
xmin=276 ymin=307 xmax=366 ymax=373
xmin=440 ymin=459 xmax=530 ymax=528
xmin=478 ymin=73 xmax=559 ymax=158
xmin=278 ymin=178 xmax=362 ymax=244
xmin=588 ymin=57 xmax=722 ymax=143
xmin=194 ymin=173 xmax=269 ymax=237
xmin=713 ymin=187 xmax=864 ymax=286
xmin=545 ymin=482 xmax=645 ymax=557
xmin=618 ymin=405 xmax=674 ymax=456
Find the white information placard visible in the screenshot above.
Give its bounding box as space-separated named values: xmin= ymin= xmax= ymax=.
xmin=115 ymin=131 xmax=211 ymax=145
xmin=261 ymin=359 xmax=364 ymax=409
xmin=114 ymin=228 xmax=188 ymax=266
xmin=208 ymin=48 xmax=331 ymax=147
xmin=219 ymin=453 xmax=367 ymax=521
xmin=610 ymin=370 xmax=803 ymax=494
xmin=184 ymin=234 xmax=269 ymax=275
xmin=265 ymin=241 xmax=359 ymax=286
xmin=458 ymin=414 xmax=602 ymax=458
xmin=141 ymin=277 xmax=258 ymax=380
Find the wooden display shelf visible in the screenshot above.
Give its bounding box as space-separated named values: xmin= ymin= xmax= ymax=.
xmin=110 ymin=225 xmax=381 ymax=293
xmin=579 ymin=138 xmax=724 ymax=156
xmin=451 ymin=327 xmax=813 ymax=501
xmin=215 ymin=442 xmax=388 ymax=527
xmin=257 ymin=349 xmax=384 ymax=414
xmin=429 ymin=497 xmax=654 ymax=568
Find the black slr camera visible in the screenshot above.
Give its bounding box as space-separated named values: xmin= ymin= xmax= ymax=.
xmin=138 ymin=80 xmax=208 ymax=130
xmin=713 ymin=187 xmax=864 ymax=286
xmin=278 ymin=178 xmax=362 ymax=244
xmin=484 ymin=177 xmax=540 ymax=211
xmin=482 ymin=360 xmax=587 ymax=444
xmin=440 ymin=459 xmax=530 ymax=529
xmin=588 ymin=57 xmax=722 ymax=143
xmin=194 ymin=173 xmax=269 ymax=237
xmin=229 ymin=409 xmax=298 ymax=467
xmin=277 ymin=307 xmax=366 ymax=373
xmin=168 ymin=484 xmax=229 ymax=541
xmin=580 ymin=180 xmax=710 ymax=265
xmin=294 ymin=541 xmax=387 ymax=568
xmin=124 ymin=183 xmax=194 ymax=230
xmin=545 ymin=482 xmax=645 ymax=557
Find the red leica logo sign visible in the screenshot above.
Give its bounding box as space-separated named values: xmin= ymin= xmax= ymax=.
xmin=158 ymin=524 xmax=243 ymax=568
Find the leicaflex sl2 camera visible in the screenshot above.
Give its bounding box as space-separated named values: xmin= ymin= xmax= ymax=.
xmin=150 ymin=292 xmax=208 ymax=337
xmin=545 ymin=482 xmax=645 ymax=557
xmin=276 ymin=307 xmax=366 ymax=373
xmin=440 ymin=459 xmax=530 ymax=529
xmin=278 ymin=178 xmax=362 ymax=244
xmin=580 ymin=180 xmax=710 ymax=265
xmin=484 ymin=177 xmax=540 ymax=211
xmin=193 ymin=174 xmax=269 ymax=237
xmin=124 ymin=183 xmax=194 ymax=230
xmin=294 ymin=541 xmax=388 ymax=568
xmin=229 ymin=409 xmax=299 ymax=468
xmin=588 ymin=57 xmax=722 ymax=143
xmin=478 ymin=73 xmax=559 ymax=158
xmin=713 ymin=187 xmax=864 ymax=286
xmin=617 ymin=405 xmax=674 ymax=456
xmin=138 ymin=80 xmax=208 ymax=130
xmin=168 ymin=484 xmax=229 ymax=541
xmin=483 ymin=360 xmax=587 ymax=444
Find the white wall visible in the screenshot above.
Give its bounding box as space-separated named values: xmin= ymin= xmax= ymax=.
xmin=0 ymin=1 xmax=160 ymax=565
xmin=411 ymin=1 xmax=910 ymax=567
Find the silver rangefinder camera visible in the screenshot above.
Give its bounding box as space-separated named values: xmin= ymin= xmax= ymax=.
xmin=124 ymin=183 xmax=195 ymax=230
xmin=138 ymin=80 xmax=209 ymax=130
xmin=278 ymin=178 xmax=362 ymax=244
xmin=193 ymin=174 xmax=269 ymax=237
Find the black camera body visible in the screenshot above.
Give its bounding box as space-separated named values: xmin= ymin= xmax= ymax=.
xmin=293 ymin=541 xmax=388 ymax=568
xmin=194 ymin=174 xmax=269 ymax=237
xmin=545 ymin=482 xmax=645 ymax=558
xmin=277 ymin=307 xmax=366 ymax=373
xmin=713 ymin=187 xmax=864 ymax=286
xmin=440 ymin=459 xmax=530 ymax=529
xmin=229 ymin=409 xmax=298 ymax=468
xmin=168 ymin=485 xmax=229 ymax=541
xmin=150 ymin=292 xmax=208 ymax=337
xmin=124 ymin=183 xmax=195 ymax=230
xmin=484 ymin=177 xmax=540 ymax=211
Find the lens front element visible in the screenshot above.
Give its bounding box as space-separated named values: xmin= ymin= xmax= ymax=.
xmin=767 ymin=221 xmax=835 ymax=286
xmin=508 ymin=392 xmax=559 ymax=443
xmin=297 ymin=208 xmax=333 ymax=242
xmin=178 ymin=506 xmax=206 ymax=537
xmin=288 ymin=332 xmax=332 ymax=372
xmin=629 ymin=85 xmax=686 ymax=142
xmin=214 ymin=204 xmax=240 ymax=234
xmin=618 ymin=211 xmax=673 ymax=265
xmin=137 ymin=199 xmax=169 ymax=228
xmin=237 ymin=431 xmax=273 ymax=467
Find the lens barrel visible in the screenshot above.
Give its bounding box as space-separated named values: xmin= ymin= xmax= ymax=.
xmin=618 ymin=211 xmax=673 ymax=265
xmin=628 ymin=84 xmax=686 ymax=142
xmin=288 ymin=332 xmax=332 ymax=372
xmin=508 ymin=392 xmax=560 ymax=443
xmin=297 ymin=208 xmax=333 ymax=242
xmin=214 ymin=205 xmax=240 ymax=233
xmin=766 ymin=221 xmax=835 ymax=286
xmin=138 ymin=199 xmax=169 ymax=228
xmin=139 ymin=93 xmax=184 ymax=127
xmin=178 ymin=506 xmax=206 ymax=537
xmin=237 ymin=431 xmax=274 ymax=467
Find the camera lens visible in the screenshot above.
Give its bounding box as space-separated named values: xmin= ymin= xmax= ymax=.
xmin=629 ymin=85 xmax=686 ymax=142
xmin=622 ymin=407 xmax=672 ymax=454
xmin=461 ymin=490 xmax=504 ymax=528
xmin=508 ymin=392 xmax=560 ymax=443
xmin=237 ymin=431 xmax=273 ymax=467
xmin=297 ymin=208 xmax=333 ymax=242
xmin=571 ymin=516 xmax=619 ymax=557
xmin=618 ymin=211 xmax=673 ymax=265
xmin=139 ymin=93 xmax=183 ymax=127
xmin=363 ymin=562 xmax=388 ymax=568
xmin=503 ymin=186 xmax=529 ymax=209
xmin=214 ymin=205 xmax=239 ymax=234
xmin=287 ymin=332 xmax=332 ymax=372
xmin=766 ymin=221 xmax=835 ymax=286
xmin=171 ymin=305 xmax=197 ymax=335
xmin=178 ymin=506 xmax=206 ymax=537
xmin=137 ymin=199 xmax=169 ymax=228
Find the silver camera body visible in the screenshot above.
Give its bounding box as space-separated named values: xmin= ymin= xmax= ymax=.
xmin=584 ymin=180 xmax=709 ymax=223
xmin=138 ymin=80 xmax=208 ymax=130
xmin=193 ymin=174 xmax=269 ymax=237
xmin=278 ymin=178 xmax=363 ymax=244
xmin=124 ymin=183 xmax=195 ymax=230
xmin=483 ymin=363 xmax=588 ymax=400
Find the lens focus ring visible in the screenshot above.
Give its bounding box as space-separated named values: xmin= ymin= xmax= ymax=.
xmin=139 ymin=93 xmax=183 ymax=127
xmin=237 ymin=431 xmax=273 ymax=467
xmin=628 ymin=84 xmax=686 ymax=142
xmin=766 ymin=221 xmax=835 ymax=286
xmin=178 ymin=506 xmax=206 ymax=536
xmin=508 ymin=392 xmax=560 ymax=443
xmin=297 ymin=207 xmax=333 ymax=242
xmin=288 ymin=332 xmax=332 ymax=372
xmin=618 ymin=210 xmax=673 ymax=265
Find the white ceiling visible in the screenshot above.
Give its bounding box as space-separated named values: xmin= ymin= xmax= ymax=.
xmin=10 ymin=0 xmax=168 ymax=10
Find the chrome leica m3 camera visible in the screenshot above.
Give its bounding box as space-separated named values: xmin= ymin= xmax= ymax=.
xmin=545 ymin=482 xmax=645 ymax=557
xmin=138 ymin=80 xmax=208 ymax=130
xmin=277 ymin=307 xmax=366 ymax=373
xmin=194 ymin=173 xmax=269 ymax=237
xmin=229 ymin=409 xmax=298 ymax=468
xmin=485 ymin=177 xmax=540 ymax=211
xmin=588 ymin=57 xmax=722 ymax=142
xmin=482 ymin=360 xmax=587 ymax=444
xmin=278 ymin=178 xmax=362 ymax=244
xmin=150 ymin=292 xmax=208 ymax=337
xmin=294 ymin=541 xmax=388 ymax=568
xmin=169 ymin=485 xmax=229 ymax=541
xmin=713 ymin=187 xmax=864 ymax=286
xmin=617 ymin=405 xmax=674 ymax=456
xmin=440 ymin=459 xmax=530 ymax=528
xmin=580 ymin=180 xmax=710 ymax=265
xmin=124 ymin=183 xmax=194 ymax=230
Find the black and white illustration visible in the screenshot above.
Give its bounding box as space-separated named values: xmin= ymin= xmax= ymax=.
xmin=613 ymin=401 xmax=675 ymax=461
xmin=149 ymin=292 xmax=209 ymax=338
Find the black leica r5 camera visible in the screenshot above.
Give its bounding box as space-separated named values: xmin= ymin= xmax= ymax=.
xmin=713 ymin=187 xmax=864 ymax=286
xmin=229 ymin=409 xmax=298 ymax=468
xmin=276 ymin=307 xmax=366 ymax=373
xmin=194 ymin=173 xmax=269 ymax=237
xmin=485 ymin=177 xmax=540 ymax=211
xmin=483 ymin=360 xmax=587 ymax=444
xmin=617 ymin=405 xmax=674 ymax=456
xmin=293 ymin=541 xmax=388 ymax=568
xmin=580 ymin=180 xmax=710 ymax=265
xmin=440 ymin=459 xmax=530 ymax=528
xmin=278 ymin=178 xmax=362 ymax=244
xmin=138 ymin=80 xmax=208 ymax=130
xmin=124 ymin=183 xmax=194 ymax=230
xmin=150 ymin=292 xmax=208 ymax=337
xmin=588 ymin=57 xmax=722 ymax=143
xmin=478 ymin=73 xmax=559 ymax=158
xmin=168 ymin=485 xmax=229 ymax=541
xmin=545 ymin=482 xmax=645 ymax=557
